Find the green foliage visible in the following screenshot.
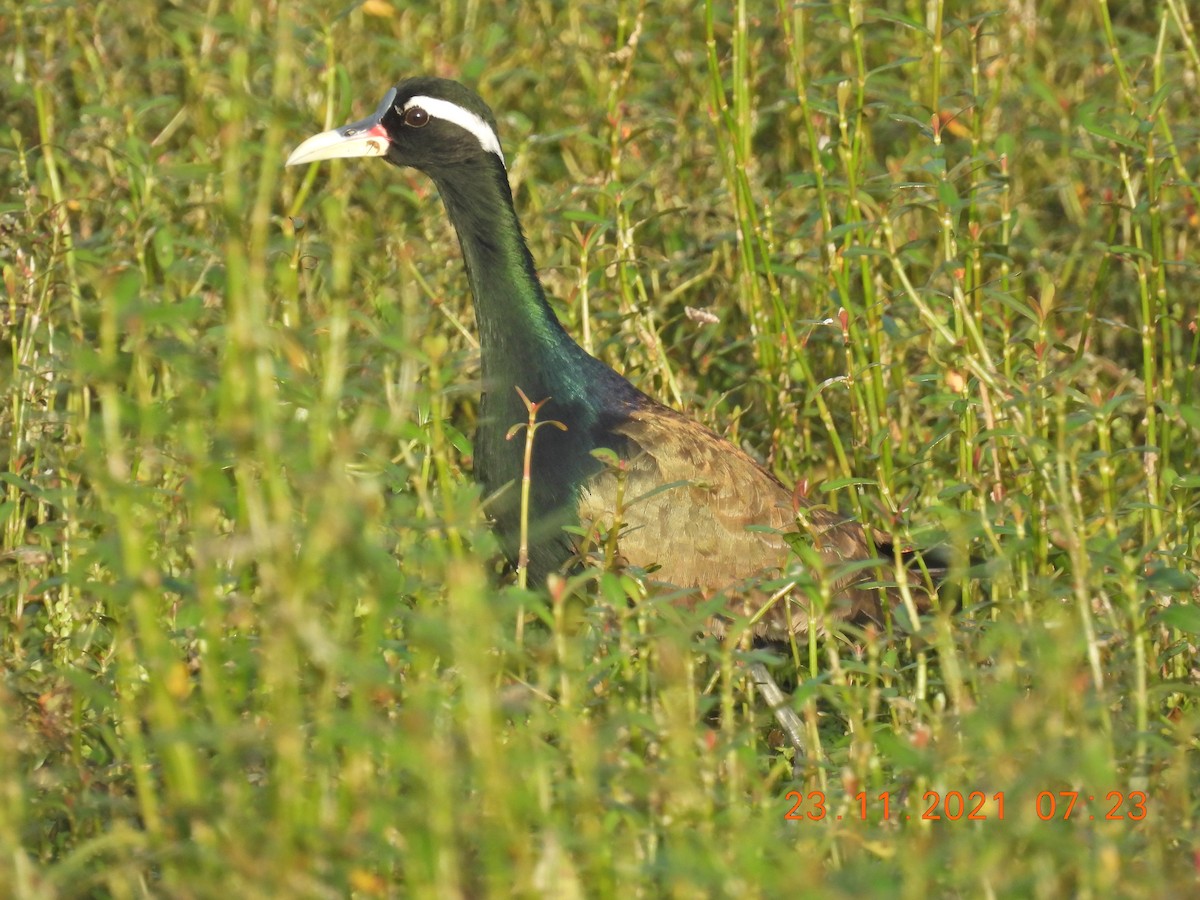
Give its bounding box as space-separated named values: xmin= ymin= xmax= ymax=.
xmin=2 ymin=0 xmax=1197 ymax=895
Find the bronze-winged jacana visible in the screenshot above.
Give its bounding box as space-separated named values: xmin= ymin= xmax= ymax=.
xmin=287 ymin=77 xmax=952 ymax=760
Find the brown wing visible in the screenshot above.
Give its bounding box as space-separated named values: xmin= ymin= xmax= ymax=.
xmin=577 ymin=403 xmax=932 ymax=639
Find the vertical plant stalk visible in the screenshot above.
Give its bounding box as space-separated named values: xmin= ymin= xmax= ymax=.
xmin=601 ymin=1 xmax=686 ymax=406
xmin=506 ymin=387 xmax=569 ymax=592
xmin=1099 ymin=0 xmax=1174 ymax=782
xmin=703 ymin=0 xmax=796 ymax=436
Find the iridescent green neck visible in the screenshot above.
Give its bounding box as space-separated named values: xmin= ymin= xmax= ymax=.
xmin=430 ymin=160 xmax=593 ymax=405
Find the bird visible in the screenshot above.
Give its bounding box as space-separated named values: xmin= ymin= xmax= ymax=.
xmin=286 ymin=77 xmax=952 ymax=758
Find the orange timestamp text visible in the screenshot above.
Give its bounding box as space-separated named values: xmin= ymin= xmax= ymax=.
xmin=784 ymin=789 xmax=1148 ymax=822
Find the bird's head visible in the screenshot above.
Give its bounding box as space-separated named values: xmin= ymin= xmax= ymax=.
xmin=285 ymin=77 xmax=505 ymax=174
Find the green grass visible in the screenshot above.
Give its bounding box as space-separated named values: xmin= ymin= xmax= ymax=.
xmin=3 ymin=0 xmax=1199 ymax=896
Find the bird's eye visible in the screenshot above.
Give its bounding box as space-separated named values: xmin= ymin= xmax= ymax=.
xmin=403 ymin=106 xmax=430 ymax=128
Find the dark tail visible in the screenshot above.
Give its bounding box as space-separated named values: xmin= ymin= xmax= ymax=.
xmin=894 ymin=544 xmax=988 ymax=614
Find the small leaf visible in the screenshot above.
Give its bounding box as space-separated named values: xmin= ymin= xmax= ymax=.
xmin=1175 ymin=404 xmax=1200 ymax=433
xmin=820 ymin=477 xmax=878 ymax=492
xmin=1082 ymin=121 xmax=1139 ymax=150
xmin=936 ymin=179 xmax=960 ymax=208
xmin=1145 ymin=567 xmax=1199 ymax=594
xmin=443 ymin=423 xmax=473 ymax=455
xmin=591 ymin=447 xmax=621 ymax=467
xmin=1157 ymin=604 xmax=1200 ymax=634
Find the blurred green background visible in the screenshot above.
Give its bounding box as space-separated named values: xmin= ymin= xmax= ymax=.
xmin=2 ymin=0 xmax=1198 ymax=896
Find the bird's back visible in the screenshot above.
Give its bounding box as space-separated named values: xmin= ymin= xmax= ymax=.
xmin=576 ymin=397 xmax=939 ymax=639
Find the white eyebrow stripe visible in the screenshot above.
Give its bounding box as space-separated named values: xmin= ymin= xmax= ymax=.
xmin=403 ymin=95 xmax=506 ymax=166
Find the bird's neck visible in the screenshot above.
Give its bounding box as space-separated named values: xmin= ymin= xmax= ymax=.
xmin=428 ymin=156 xmax=642 ymax=567
xmin=431 ymin=160 xmax=592 ymax=405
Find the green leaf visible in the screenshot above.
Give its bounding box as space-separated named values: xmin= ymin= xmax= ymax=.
xmin=936 ymin=179 xmax=960 ymax=208
xmin=1082 ymin=121 xmax=1140 ymax=150
xmin=1163 ymin=466 xmax=1200 ymax=488
xmin=1157 ymin=603 xmax=1200 ymax=634
xmin=821 ymin=477 xmax=878 ymax=492
xmin=443 ymin=422 xmax=473 ymax=455
xmin=590 ymin=447 xmax=621 ymax=467
xmin=1175 ymin=404 xmax=1200 ymax=433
